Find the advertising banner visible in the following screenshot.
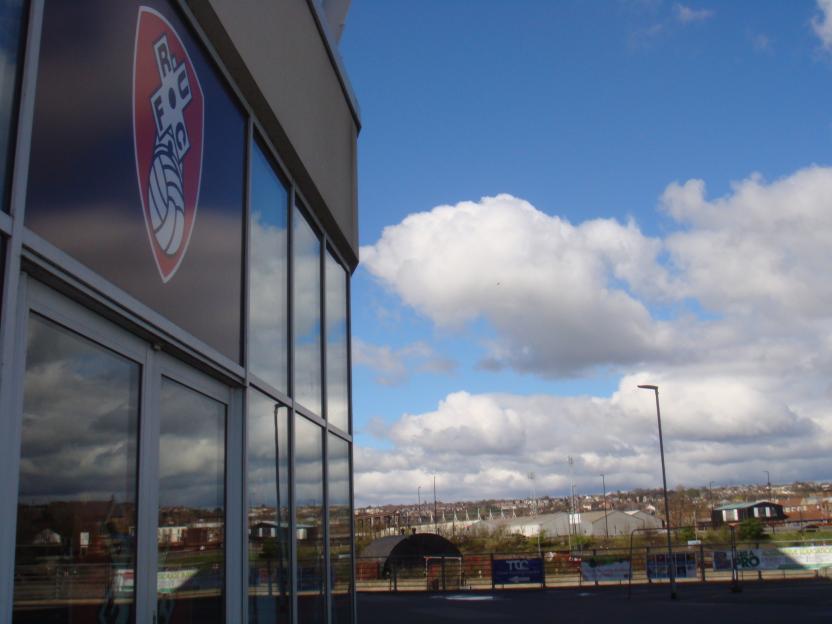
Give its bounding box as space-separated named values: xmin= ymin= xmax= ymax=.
xmin=713 ymin=545 xmax=832 ymax=571
xmin=580 ymin=557 xmax=631 ymax=582
xmin=119 ymin=568 xmax=220 ymax=595
xmin=114 ymin=568 xmax=135 ymax=595
xmin=27 ymin=0 xmax=245 ymax=362
xmin=647 ymin=552 xmax=697 ymax=579
xmin=492 ymin=558 xmax=544 ymax=585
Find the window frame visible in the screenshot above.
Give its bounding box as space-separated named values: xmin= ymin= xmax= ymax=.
xmin=8 ymin=276 xmax=243 ymax=624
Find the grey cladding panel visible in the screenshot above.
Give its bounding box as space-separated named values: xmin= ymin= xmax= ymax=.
xmin=200 ymin=0 xmax=359 ymax=263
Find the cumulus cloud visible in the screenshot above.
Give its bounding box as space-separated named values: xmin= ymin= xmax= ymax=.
xmin=363 ymin=167 xmax=832 ymax=375
xmin=356 ymin=165 xmax=832 ymax=504
xmin=355 ymin=374 xmax=827 ymax=505
xmin=674 ymin=3 xmax=714 ymax=24
xmin=661 ymin=167 xmax=832 ymax=320
xmin=361 ymin=195 xmax=675 ymax=376
xmin=812 ymin=0 xmax=832 ymax=50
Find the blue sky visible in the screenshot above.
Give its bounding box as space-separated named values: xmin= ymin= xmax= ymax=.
xmin=340 ymin=1 xmax=832 ymax=505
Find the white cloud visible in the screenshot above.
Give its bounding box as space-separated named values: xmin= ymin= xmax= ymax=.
xmin=674 ymin=3 xmax=714 ymax=24
xmin=661 ymin=167 xmax=832 ymax=320
xmin=812 ymin=0 xmax=832 ymax=50
xmin=361 ymin=194 xmax=675 ymax=376
xmin=363 ymin=167 xmax=832 ymax=376
xmin=356 ymin=165 xmax=832 ymax=504
xmin=355 ymin=373 xmax=827 ymax=506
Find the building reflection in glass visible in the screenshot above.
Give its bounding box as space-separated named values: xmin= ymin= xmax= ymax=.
xmin=157 ymin=378 xmax=226 ymax=624
xmin=293 ymin=206 xmax=322 ymax=416
xmin=328 ymin=435 xmax=352 ymax=623
xmin=295 ymin=416 xmax=324 ymax=624
xmin=325 ymin=251 xmax=349 ymax=432
xmin=247 ymin=390 xmax=289 ymax=623
xmin=1 ymin=0 xmax=26 ymax=209
xmin=14 ymin=314 xmax=140 ymax=623
xmin=249 ymin=141 xmax=289 ymax=394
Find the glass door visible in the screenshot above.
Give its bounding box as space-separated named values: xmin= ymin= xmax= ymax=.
xmin=12 ymin=280 xmax=150 ymax=624
xmin=11 ymin=278 xmax=238 ymax=624
xmin=153 ymin=359 xmax=230 ymax=624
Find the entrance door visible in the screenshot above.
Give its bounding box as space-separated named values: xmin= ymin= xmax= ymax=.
xmin=11 ymin=278 xmax=237 ymax=624
xmin=152 ymin=356 xmax=230 ymax=624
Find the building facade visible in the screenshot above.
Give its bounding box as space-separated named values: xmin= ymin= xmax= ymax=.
xmin=472 ymin=510 xmax=663 ymax=538
xmin=711 ymin=502 xmax=786 ymax=527
xmin=0 ymin=1 xmax=359 ymax=623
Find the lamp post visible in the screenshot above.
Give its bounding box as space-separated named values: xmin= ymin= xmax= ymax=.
xmin=568 ymin=456 xmax=576 ymax=550
xmin=433 ymin=475 xmax=438 ymax=535
xmin=601 ymin=473 xmax=609 ymax=540
xmin=529 ymin=471 xmax=539 ymax=515
xmin=638 ymin=384 xmax=677 ymax=600
xmin=709 ymin=481 xmax=716 ymax=528
xmin=418 ymin=486 xmax=421 ymax=527
xmin=529 ymin=472 xmax=541 ymax=556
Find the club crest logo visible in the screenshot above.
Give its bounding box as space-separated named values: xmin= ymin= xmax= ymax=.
xmin=133 ymin=6 xmax=204 ymax=283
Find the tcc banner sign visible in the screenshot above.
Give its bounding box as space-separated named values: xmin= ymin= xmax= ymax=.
xmin=492 ymin=558 xmax=544 ymax=585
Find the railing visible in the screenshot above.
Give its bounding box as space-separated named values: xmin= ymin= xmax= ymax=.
xmin=355 ymin=539 xmax=832 ymax=593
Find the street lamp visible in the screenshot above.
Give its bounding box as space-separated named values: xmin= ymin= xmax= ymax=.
xmin=638 ymin=384 xmax=677 ymax=600
xmin=568 ymin=456 xmax=577 ymax=550
xmin=528 ymin=472 xmax=535 ymax=514
xmin=601 ymin=473 xmax=609 ymax=540
xmin=418 ymin=486 xmax=421 ymax=527
xmin=433 ymin=475 xmax=438 ymax=535
xmin=709 ymin=480 xmax=716 ymax=527
xmin=529 ymin=472 xmax=541 ymax=556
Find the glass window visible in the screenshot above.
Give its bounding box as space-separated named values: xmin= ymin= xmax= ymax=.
xmin=249 ymin=141 xmax=289 ymax=393
xmin=293 ymin=207 xmax=322 ymax=415
xmin=295 ymin=415 xmax=324 ymax=624
xmin=325 ymin=251 xmax=349 ymax=431
xmin=247 ymin=390 xmax=290 ymax=624
xmin=1 ymin=0 xmax=26 ymax=211
xmin=328 ymin=435 xmax=353 ymax=624
xmin=157 ymin=378 xmax=226 ymax=624
xmin=14 ymin=314 xmax=140 ymax=622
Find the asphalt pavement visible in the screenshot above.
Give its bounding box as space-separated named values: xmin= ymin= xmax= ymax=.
xmin=357 ymin=579 xmax=832 ymax=623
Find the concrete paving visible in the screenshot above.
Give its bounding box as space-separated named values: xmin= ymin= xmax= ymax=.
xmin=358 ymin=579 xmax=832 ymax=623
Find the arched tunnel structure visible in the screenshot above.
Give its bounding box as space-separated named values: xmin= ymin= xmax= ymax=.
xmin=360 ymin=532 xmax=462 ymax=576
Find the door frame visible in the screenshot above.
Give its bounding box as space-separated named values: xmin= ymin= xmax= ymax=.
xmin=151 ymin=352 xmax=241 ymax=624
xmin=9 ymin=275 xmax=243 ymax=623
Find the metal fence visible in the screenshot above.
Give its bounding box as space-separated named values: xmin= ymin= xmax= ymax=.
xmin=356 ymin=540 xmax=832 ymax=593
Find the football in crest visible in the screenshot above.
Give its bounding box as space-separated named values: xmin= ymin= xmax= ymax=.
xmin=133 ymin=6 xmax=204 ymax=283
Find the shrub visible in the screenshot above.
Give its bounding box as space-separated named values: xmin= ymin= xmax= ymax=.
xmin=738 ymin=518 xmax=767 ymax=541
